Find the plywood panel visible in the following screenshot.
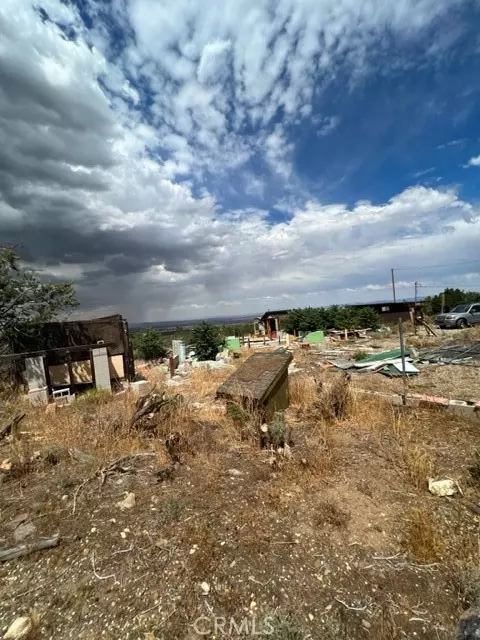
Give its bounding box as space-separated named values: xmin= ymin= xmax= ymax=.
xmin=71 ymin=360 xmax=93 ymax=384
xmin=49 ymin=364 xmax=70 ymax=386
xmin=109 ymin=355 xmax=125 ymax=379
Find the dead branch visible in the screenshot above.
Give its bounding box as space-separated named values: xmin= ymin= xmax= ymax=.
xmin=72 ymin=451 xmax=157 ymax=514
xmin=129 ymin=390 xmax=183 ymax=429
xmin=99 ymin=452 xmax=157 ymax=485
xmin=0 ymin=535 xmax=60 ymax=563
xmin=91 ymin=550 xmax=117 ymax=582
xmin=334 ymin=596 xmax=368 ymax=611
xmin=71 ymin=452 xmax=156 ymax=514
xmin=0 ymin=411 xmax=25 ymax=441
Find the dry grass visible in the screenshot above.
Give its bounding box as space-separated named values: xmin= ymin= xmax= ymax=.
xmin=348 ymin=394 xmax=396 ymax=433
xmin=402 ymin=445 xmax=435 ymax=489
xmin=402 ymin=507 xmax=444 ymax=562
xmin=187 ymin=367 xmax=232 ymax=398
xmin=289 ymin=374 xmax=318 ymax=410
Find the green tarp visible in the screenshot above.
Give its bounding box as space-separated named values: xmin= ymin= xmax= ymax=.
xmin=304 ymin=330 xmax=325 ymax=344
xmin=357 ymin=348 xmax=409 ymax=363
xmin=225 ymin=337 xmax=241 ymax=350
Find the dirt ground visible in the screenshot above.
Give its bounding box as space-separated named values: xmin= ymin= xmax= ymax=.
xmin=1 ymin=338 xmax=480 ymax=639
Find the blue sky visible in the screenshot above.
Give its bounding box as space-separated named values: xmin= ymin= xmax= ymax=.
xmin=0 ymin=0 xmax=480 ymax=320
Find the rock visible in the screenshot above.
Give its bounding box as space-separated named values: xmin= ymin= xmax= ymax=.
xmin=41 ymin=444 xmax=68 ymax=465
xmin=227 ymin=468 xmax=243 ymax=477
xmin=116 ymin=492 xmax=136 ymax=510
xmin=7 ymin=513 xmax=29 ymax=530
xmin=457 ymin=614 xmax=480 ymax=639
xmin=362 ymin=620 xmax=371 ymax=630
xmin=428 ymin=478 xmax=456 ymax=497
xmin=4 ymin=616 xmax=32 ymax=639
xmin=70 ymin=449 xmax=96 ymax=465
xmin=200 ymin=581 xmax=210 ymax=595
xmin=13 ymin=522 xmax=37 ymax=543
xmin=0 ymin=458 xmax=12 ymax=472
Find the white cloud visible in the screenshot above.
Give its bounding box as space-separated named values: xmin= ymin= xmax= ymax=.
xmin=1 ymin=0 xmax=478 ymax=321
xmin=265 ymin=124 xmax=293 ymax=179
xmin=197 ymin=40 xmax=232 ymax=84
xmin=466 ymin=155 xmax=480 ymax=167
xmin=318 ymin=116 xmax=341 ymax=136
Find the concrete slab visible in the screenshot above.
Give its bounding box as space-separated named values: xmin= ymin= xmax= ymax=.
xmin=92 ymin=347 xmax=111 ymax=391
xmin=25 ymin=356 xmax=47 ymax=391
xmin=28 ymin=386 xmax=49 ymax=406
xmin=216 ymin=350 xmax=293 ymax=420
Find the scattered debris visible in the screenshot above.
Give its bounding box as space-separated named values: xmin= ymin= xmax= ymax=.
xmin=99 ymin=452 xmax=157 ymax=486
xmin=380 ymin=361 xmax=420 ymax=377
xmin=0 ymin=535 xmax=60 ymax=563
xmin=4 ymin=616 xmax=33 ymax=639
xmin=116 ymin=492 xmax=136 ymax=510
xmin=420 ymin=342 xmax=480 ymax=367
xmin=428 ymin=478 xmax=457 ymax=497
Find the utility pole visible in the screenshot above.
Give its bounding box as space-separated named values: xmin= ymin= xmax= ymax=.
xmin=414 ymin=281 xmax=419 ymax=336
xmin=441 ymin=291 xmax=445 ymax=315
xmin=391 ymin=268 xmax=397 ymax=303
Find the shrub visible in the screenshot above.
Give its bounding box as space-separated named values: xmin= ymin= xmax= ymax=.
xmin=133 ymin=328 xmax=168 ymax=360
xmin=191 ymin=322 xmax=223 ymax=361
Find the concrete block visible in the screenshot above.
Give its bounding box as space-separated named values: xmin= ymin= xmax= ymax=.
xmin=130 ymin=380 xmax=150 ymax=397
xmin=28 ymin=386 xmax=49 ymax=406
xmin=172 ymin=340 xmax=186 ymax=362
xmin=25 ymin=356 xmax=47 ymax=391
xmin=410 ymin=394 xmax=449 ymax=406
xmin=92 ymin=347 xmax=111 ymax=391
xmin=448 ymin=400 xmax=477 ymax=417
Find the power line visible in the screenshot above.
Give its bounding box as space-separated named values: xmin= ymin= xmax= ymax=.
xmin=417 ymin=284 xmax=480 ymax=289
xmin=393 ymin=259 xmax=480 ymax=272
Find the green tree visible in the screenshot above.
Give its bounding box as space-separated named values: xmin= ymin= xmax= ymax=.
xmin=283 ymin=304 xmax=380 ymax=333
xmin=133 ymin=328 xmax=168 ymax=360
xmin=356 ymin=307 xmax=380 ymax=330
xmin=0 ymin=246 xmax=78 ymax=350
xmin=192 ymin=321 xmax=223 ymax=361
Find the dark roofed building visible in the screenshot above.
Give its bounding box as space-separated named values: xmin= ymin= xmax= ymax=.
xmin=257 ymin=309 xmax=291 ymax=339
